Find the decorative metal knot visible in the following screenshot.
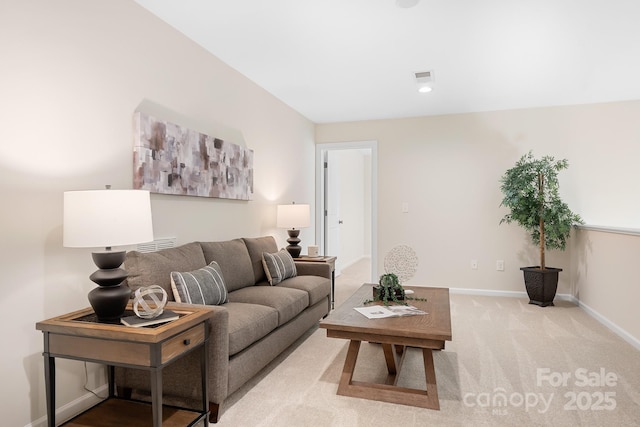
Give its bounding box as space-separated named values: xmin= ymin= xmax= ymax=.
xmin=133 ymin=285 xmax=167 ymax=319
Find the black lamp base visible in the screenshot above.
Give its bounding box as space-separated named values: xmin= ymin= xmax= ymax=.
xmin=88 ymin=284 xmax=131 ymax=321
xmin=285 ymin=229 xmax=302 ymax=258
xmin=89 ymin=250 xmax=131 ymax=321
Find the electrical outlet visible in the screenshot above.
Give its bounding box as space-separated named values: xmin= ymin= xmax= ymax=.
xmin=471 ymin=260 xmax=478 ymax=270
xmin=496 ymin=260 xmax=505 ymax=271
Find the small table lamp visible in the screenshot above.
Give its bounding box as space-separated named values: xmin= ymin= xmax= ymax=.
xmin=277 ymin=203 xmax=310 ymax=258
xmin=63 ymin=188 xmax=154 ymax=321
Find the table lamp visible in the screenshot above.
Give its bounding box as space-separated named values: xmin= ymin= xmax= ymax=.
xmin=63 ymin=187 xmax=154 ymax=321
xmin=276 ymin=203 xmax=310 ymax=258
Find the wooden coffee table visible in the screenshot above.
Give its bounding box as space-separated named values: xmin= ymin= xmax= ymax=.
xmin=319 ymin=284 xmax=452 ymax=409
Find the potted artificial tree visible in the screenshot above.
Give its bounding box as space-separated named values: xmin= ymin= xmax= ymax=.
xmin=499 ymin=151 xmax=583 ymax=307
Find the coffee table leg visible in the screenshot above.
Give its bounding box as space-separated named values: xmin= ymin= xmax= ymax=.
xmin=337 ymin=340 xmax=361 ymax=395
xmin=382 ymin=344 xmax=400 ymax=386
xmin=336 ymin=341 xmax=441 ymax=410
xmin=382 ymin=344 xmax=397 ymax=375
xmin=422 ymin=348 xmax=440 ymax=410
xmin=383 ymin=344 xmax=408 ymax=385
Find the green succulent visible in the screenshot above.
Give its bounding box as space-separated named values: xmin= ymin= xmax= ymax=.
xmin=375 ymin=273 xmax=406 ymax=306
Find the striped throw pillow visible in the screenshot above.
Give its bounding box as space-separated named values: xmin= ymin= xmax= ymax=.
xmin=262 ymin=249 xmax=297 ymax=285
xmin=170 ymin=261 xmax=228 ymax=305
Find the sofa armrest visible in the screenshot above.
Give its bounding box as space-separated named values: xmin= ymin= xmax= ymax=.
xmin=115 ymin=302 xmax=230 ymax=405
xmin=295 ymin=261 xmax=331 ymax=279
xmin=170 ymin=302 xmax=230 ymax=403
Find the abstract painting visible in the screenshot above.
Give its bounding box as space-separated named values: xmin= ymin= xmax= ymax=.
xmin=133 ymin=112 xmax=253 ymax=200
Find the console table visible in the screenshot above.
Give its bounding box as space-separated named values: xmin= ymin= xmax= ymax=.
xmin=36 ymin=303 xmax=213 ymax=427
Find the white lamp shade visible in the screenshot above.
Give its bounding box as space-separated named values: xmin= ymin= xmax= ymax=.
xmin=63 ymin=190 xmax=154 ymax=248
xmin=276 ymin=204 xmax=310 ymax=229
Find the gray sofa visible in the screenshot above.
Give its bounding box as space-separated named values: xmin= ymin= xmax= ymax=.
xmin=114 ymin=236 xmax=331 ymax=422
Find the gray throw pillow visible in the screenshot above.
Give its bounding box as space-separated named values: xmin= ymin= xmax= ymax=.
xmin=170 ymin=261 xmax=228 ymax=305
xmin=262 ymin=249 xmax=297 ymax=285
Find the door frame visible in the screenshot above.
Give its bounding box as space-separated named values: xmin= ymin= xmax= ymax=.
xmin=315 ymin=140 xmax=378 ymax=282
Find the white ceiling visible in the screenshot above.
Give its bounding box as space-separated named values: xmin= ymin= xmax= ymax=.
xmin=134 ymin=0 xmax=640 ymax=123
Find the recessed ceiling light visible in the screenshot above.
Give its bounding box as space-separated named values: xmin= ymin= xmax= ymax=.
xmin=418 ymin=86 xmax=432 ymax=93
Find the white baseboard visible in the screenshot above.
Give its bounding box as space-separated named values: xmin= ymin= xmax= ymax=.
xmin=450 ymin=288 xmax=639 ymax=350
xmin=449 ymin=287 xmax=529 ymax=299
xmin=25 ymin=384 xmax=108 ymax=427
xmin=576 ymin=300 xmax=640 ymax=350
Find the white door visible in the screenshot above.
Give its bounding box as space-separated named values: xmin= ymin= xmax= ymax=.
xmin=316 ymin=141 xmax=378 ymax=283
xmin=325 ymin=150 xmax=342 ymax=275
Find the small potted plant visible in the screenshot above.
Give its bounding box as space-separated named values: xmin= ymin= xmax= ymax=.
xmin=499 ymin=151 xmax=583 ymax=306
xmin=372 ymin=273 xmax=407 ymax=306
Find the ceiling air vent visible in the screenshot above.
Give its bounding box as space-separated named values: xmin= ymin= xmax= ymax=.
xmin=414 ymin=70 xmax=434 ymax=84
xmin=414 ymin=70 xmax=435 ymax=93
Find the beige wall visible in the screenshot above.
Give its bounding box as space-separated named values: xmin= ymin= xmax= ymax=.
xmin=0 ymin=1 xmax=315 ymax=426
xmin=572 ymin=228 xmax=640 ymax=345
xmin=316 ymin=101 xmax=640 ymax=347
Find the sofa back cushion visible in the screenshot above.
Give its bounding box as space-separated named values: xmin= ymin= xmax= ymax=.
xmin=199 ymin=239 xmax=254 ymax=292
xmin=242 ymin=236 xmax=278 ymax=284
xmin=125 ymin=242 xmax=207 ymax=300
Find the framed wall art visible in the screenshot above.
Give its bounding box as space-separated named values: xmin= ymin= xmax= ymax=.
xmin=133 ymin=112 xmax=253 ymax=200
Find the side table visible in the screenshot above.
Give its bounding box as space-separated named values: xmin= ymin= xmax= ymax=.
xmin=295 ymin=255 xmax=337 ymax=309
xmin=36 ymin=302 xmax=213 ymax=427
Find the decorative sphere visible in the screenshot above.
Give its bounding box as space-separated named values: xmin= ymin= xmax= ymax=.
xmin=133 ymin=285 xmax=168 ymax=319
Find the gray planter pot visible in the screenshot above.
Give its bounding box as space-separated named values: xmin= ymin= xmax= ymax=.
xmin=520 ymin=266 xmax=562 ymax=307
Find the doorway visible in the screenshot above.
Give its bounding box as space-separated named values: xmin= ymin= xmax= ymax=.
xmin=316 ymin=141 xmax=377 ymax=283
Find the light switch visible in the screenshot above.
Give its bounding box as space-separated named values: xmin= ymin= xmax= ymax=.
xmin=401 ymin=202 xmax=409 ymax=213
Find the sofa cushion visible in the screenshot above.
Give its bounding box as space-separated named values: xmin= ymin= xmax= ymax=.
xmin=262 ymin=249 xmax=297 ymax=285
xmin=224 ymin=302 xmax=279 ymax=356
xmin=125 ymin=242 xmax=207 ymax=300
xmin=242 ymin=236 xmax=278 ymax=284
xmin=200 ymin=239 xmax=255 ymax=292
xmin=229 ymin=286 xmax=309 ymax=326
xmin=170 ymin=261 xmax=228 ymax=305
xmin=277 ymin=275 xmax=330 ymax=307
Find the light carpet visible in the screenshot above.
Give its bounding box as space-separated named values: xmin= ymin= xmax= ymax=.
xmin=214 ymin=259 xmax=640 ymax=426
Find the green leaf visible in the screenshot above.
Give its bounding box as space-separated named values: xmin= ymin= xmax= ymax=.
xmin=499 ymin=151 xmax=583 ymax=265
